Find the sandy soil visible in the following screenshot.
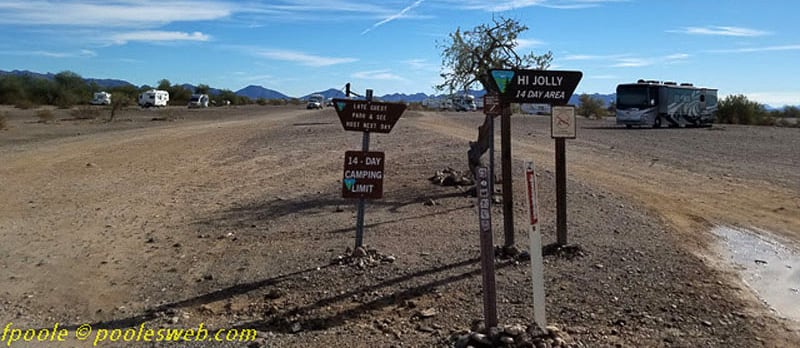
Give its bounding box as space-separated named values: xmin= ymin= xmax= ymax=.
xmin=1 ymin=105 xmax=798 ymax=347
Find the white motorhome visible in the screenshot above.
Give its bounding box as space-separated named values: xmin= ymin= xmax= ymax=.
xmin=138 ymin=89 xmax=169 ymax=108
xmin=616 ymin=80 xmax=718 ymax=128
xmin=90 ymin=91 xmax=112 ymax=105
xmin=188 ymin=94 xmax=209 ymax=108
xmin=451 ymin=94 xmax=477 ymax=112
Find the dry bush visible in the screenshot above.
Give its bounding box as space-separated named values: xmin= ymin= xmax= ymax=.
xmin=35 ymin=109 xmax=55 ymax=123
xmin=70 ymin=105 xmax=101 ymax=120
xmin=15 ymin=100 xmax=36 ymax=110
xmin=0 ymin=112 xmax=8 ymax=130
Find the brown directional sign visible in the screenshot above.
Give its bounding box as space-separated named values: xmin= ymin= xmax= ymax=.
xmin=489 ymin=69 xmax=582 ymax=105
xmin=342 ymin=151 xmax=384 ymax=199
xmin=333 ymin=99 xmax=406 ymax=133
xmin=483 ymin=94 xmax=511 ymax=118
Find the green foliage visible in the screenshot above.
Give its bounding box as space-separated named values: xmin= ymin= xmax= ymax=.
xmin=256 ymin=98 xmax=267 ymax=106
xmin=194 ymin=84 xmax=211 ymax=94
xmin=35 ymin=109 xmax=55 ymax=123
xmin=715 ymin=94 xmax=775 ymax=125
xmin=437 ymin=16 xmax=553 ymax=93
xmin=577 ymin=94 xmax=607 ymax=119
xmin=267 ymin=99 xmax=285 ymax=106
xmin=15 ymin=100 xmax=36 ymax=110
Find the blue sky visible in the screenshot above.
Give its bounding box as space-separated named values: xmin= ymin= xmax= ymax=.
xmin=1 ymin=0 xmax=798 ymax=105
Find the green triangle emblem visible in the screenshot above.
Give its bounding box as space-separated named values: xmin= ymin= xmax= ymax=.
xmin=344 ymin=178 xmax=356 ymax=190
xmin=336 ymin=101 xmax=346 ymax=112
xmin=491 ymin=70 xmax=515 ymax=94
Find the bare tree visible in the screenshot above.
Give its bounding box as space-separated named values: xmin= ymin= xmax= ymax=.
xmin=437 ymin=16 xmax=552 ymax=176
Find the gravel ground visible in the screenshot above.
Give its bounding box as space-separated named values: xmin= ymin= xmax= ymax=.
xmin=1 ymin=106 xmax=798 ymax=347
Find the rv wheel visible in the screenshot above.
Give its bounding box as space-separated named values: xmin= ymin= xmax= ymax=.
xmin=625 ymin=124 xmax=632 ymax=129
xmin=653 ymin=116 xmax=662 ymax=128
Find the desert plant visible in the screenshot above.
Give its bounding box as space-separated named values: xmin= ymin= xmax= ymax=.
xmin=715 ymin=94 xmax=773 ymax=125
xmin=15 ymin=100 xmax=36 ymax=110
xmin=35 ymin=109 xmax=55 ymax=123
xmin=267 ymin=99 xmax=285 ymax=106
xmin=577 ymin=94 xmax=607 ymax=119
xmin=70 ymin=105 xmax=100 ymax=120
xmin=256 ymin=98 xmax=267 ymax=106
xmin=0 ymin=111 xmax=8 ymax=130
xmin=108 ymin=95 xmax=132 ymax=122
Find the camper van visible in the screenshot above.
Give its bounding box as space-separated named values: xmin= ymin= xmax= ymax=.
xmin=451 ymin=94 xmax=477 ymax=112
xmin=188 ymin=94 xmax=209 ymax=108
xmin=616 ymin=80 xmax=717 ymax=128
xmin=90 ymin=91 xmax=112 ymax=105
xmin=138 ymin=89 xmax=169 ymax=108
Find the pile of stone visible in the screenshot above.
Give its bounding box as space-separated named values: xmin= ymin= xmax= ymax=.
xmin=330 ymin=246 xmax=396 ymax=269
xmin=446 ymin=323 xmax=584 ymax=348
xmin=429 ymin=168 xmax=474 ymax=187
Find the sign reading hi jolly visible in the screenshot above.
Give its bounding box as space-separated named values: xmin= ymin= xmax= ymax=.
xmin=490 ymin=69 xmax=582 ymax=105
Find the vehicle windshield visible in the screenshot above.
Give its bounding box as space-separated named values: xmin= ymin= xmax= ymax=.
xmin=616 ymin=85 xmax=650 ymax=108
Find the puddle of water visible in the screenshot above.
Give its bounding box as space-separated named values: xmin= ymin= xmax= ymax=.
xmin=712 ymin=225 xmax=800 ymax=321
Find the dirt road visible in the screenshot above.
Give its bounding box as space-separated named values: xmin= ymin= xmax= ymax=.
xmin=1 ymin=106 xmax=798 ymax=347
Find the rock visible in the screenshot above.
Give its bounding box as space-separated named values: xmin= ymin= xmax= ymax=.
xmin=290 ymin=322 xmax=302 ymax=333
xmin=335 ymin=206 xmax=344 ymax=212
xmin=417 ymin=308 xmax=438 ymax=318
xmin=470 ymin=319 xmax=485 ymax=332
xmin=754 ymin=259 xmax=768 ymax=265
xmin=701 ymin=320 xmax=713 ymax=327
xmin=454 ymin=335 xmax=470 ymax=348
xmin=86 ymin=162 xmax=96 ymax=167
xmin=424 ymin=198 xmax=437 ymax=206
xmin=382 ymin=255 xmax=396 ymax=263
xmin=417 ymin=325 xmax=435 ymax=333
xmin=500 ymin=336 xmax=515 ymax=344
xmin=470 ymin=332 xmax=492 ymax=345
xmin=353 ymin=247 xmax=367 ymax=258
xmin=264 ymin=288 xmax=285 ymax=299
xmin=504 ymin=324 xmax=526 ymax=336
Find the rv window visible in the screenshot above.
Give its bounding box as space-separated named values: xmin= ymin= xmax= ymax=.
xmin=700 ymin=95 xmax=705 ymax=102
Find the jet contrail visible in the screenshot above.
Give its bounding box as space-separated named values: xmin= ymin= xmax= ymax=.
xmin=361 ymin=0 xmax=424 ymax=35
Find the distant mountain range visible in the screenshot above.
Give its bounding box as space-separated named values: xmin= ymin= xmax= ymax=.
xmin=3 ymin=69 xmax=796 ymax=109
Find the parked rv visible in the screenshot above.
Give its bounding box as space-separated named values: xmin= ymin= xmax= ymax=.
xmin=188 ymin=94 xmax=209 ymax=108
xmin=306 ymin=94 xmax=324 ymax=109
xmin=138 ymin=89 xmax=169 ymax=108
xmin=90 ymin=91 xmax=112 ymax=105
xmin=616 ymin=80 xmax=718 ymax=128
xmin=451 ymin=94 xmax=477 ymax=112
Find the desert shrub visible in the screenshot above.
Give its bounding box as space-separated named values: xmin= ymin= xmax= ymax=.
xmin=288 ymin=98 xmax=303 ymax=106
xmin=256 ymin=98 xmax=267 ymax=106
xmin=577 ymin=94 xmax=607 ymax=119
xmin=35 ymin=109 xmax=55 ymax=123
xmin=15 ymin=100 xmax=36 ymax=110
xmin=715 ymin=94 xmax=774 ymax=125
xmin=267 ymin=99 xmax=285 ymax=106
xmin=0 ymin=112 xmax=8 ymax=130
xmin=406 ymin=102 xmax=424 ymax=111
xmin=71 ymin=105 xmax=100 ymax=120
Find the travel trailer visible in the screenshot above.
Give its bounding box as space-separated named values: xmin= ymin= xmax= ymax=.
xmin=187 ymin=94 xmax=209 ymax=108
xmin=616 ymin=80 xmax=718 ymax=128
xmin=90 ymin=91 xmax=111 ymax=105
xmin=138 ymin=89 xmax=169 ymax=108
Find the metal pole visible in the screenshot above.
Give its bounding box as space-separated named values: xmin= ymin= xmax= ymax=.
xmin=354 ymin=89 xmax=372 ymax=249
xmin=555 ymin=138 xmax=567 ymax=245
xmin=501 ymin=105 xmax=514 ymax=248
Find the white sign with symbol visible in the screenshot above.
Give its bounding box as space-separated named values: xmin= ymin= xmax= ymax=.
xmin=551 ymin=105 xmax=576 ymax=139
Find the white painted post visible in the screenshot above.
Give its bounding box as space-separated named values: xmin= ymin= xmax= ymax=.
xmin=525 ymin=161 xmax=548 ymax=333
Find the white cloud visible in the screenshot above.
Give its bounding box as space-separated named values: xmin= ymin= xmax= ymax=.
xmin=255 ymin=49 xmax=358 ymax=67
xmin=405 ymin=58 xmax=438 ymax=72
xmin=588 ymin=74 xmax=619 ymax=80
xmin=563 ymin=54 xmax=625 ymax=61
xmin=110 ymin=31 xmax=210 ymax=44
xmin=708 ymin=44 xmax=800 ymax=53
xmin=670 ymin=26 xmax=771 ymax=37
xmin=454 ymin=0 xmax=622 ymax=12
xmin=352 ymin=70 xmax=406 ymax=81
xmin=665 ymin=53 xmax=690 ymax=60
xmin=362 ymin=0 xmax=425 ymax=35
xmin=0 ymin=1 xmax=234 ymax=27
xmin=0 ymin=49 xmax=97 ymax=58
xmin=612 ymin=57 xmax=651 ymax=68
xmin=516 ymin=38 xmax=545 ymax=49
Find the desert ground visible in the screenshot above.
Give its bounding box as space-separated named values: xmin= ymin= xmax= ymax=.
xmin=1 ymin=104 xmax=799 ymax=347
